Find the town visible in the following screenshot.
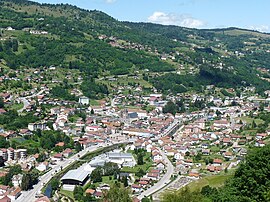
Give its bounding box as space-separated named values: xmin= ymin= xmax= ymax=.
xmin=0 ymin=1 xmax=270 ymax=201
xmin=0 ymin=64 xmax=270 ymax=202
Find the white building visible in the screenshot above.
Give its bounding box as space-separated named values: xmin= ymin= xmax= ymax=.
xmin=79 ymin=97 xmax=90 ymax=105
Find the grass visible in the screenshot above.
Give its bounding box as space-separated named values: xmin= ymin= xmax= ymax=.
xmin=59 ymin=189 xmax=75 ymax=201
xmin=93 ymin=175 xmax=116 ymax=187
xmin=210 ymin=146 xmax=220 ymax=153
xmin=8 ymin=103 xmax=24 ymax=111
xmin=121 ymin=163 xmax=153 ymax=173
xmin=185 ymin=174 xmax=233 ymax=192
xmin=90 ymin=99 xmax=100 ymax=106
xmin=98 ymin=75 xmax=153 ymax=89
xmin=121 ymin=152 xmax=153 ymax=173
xmin=237 ymin=116 xmax=264 ymax=125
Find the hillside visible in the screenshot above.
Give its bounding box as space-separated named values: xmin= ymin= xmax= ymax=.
xmin=0 ymin=0 xmax=270 ymax=95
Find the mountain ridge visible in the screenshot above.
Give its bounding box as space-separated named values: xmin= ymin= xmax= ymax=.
xmin=0 ymin=0 xmax=270 ymax=95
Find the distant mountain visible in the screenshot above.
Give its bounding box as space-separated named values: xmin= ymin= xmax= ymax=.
xmin=0 ymin=0 xmax=270 ymax=94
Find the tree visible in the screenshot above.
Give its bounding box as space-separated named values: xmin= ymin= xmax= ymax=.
xmin=74 ymin=186 xmax=84 ymax=201
xmin=51 ymin=178 xmax=59 ymax=191
xmin=122 ymin=176 xmax=128 ymax=187
xmin=12 ymin=39 xmax=18 ymax=52
xmin=91 ymin=108 xmax=94 ymax=114
xmin=0 ymin=136 xmax=9 ymax=148
xmin=161 ymin=187 xmax=203 ymax=202
xmin=201 ymin=185 xmax=217 ymax=197
xmin=163 ymin=101 xmax=177 ymax=116
xmin=102 ymin=184 xmax=132 ymax=202
xmin=0 ymin=156 xmax=5 ymax=167
xmin=0 ymin=97 xmax=4 ymax=108
xmin=251 ymin=120 xmax=257 ymax=129
xmin=142 ymin=197 xmax=151 ymax=202
xmin=75 ymin=142 xmax=82 ymax=152
xmin=135 ymin=168 xmax=145 ymax=178
xmin=90 ymin=167 xmax=102 ymax=183
xmin=137 ymin=152 xmax=144 ymax=165
xmin=21 ymin=174 xmax=31 ymax=191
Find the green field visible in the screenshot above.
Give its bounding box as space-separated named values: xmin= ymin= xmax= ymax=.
xmin=59 ymin=189 xmax=75 ymax=201
xmin=237 ymin=116 xmax=264 ymax=125
xmin=121 ymin=152 xmax=153 ymax=174
xmin=185 ymin=174 xmax=233 ymax=192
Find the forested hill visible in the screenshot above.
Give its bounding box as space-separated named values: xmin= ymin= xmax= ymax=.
xmin=1 ymin=0 xmax=270 ymax=94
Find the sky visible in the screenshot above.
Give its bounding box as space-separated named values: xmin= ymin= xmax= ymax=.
xmin=33 ymin=0 xmax=270 ymax=33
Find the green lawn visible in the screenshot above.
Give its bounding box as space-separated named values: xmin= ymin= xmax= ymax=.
xmin=121 ymin=151 xmax=153 ymax=173
xmin=93 ymin=175 xmax=116 ymax=187
xmin=90 ymin=99 xmax=100 ymax=106
xmin=238 ymin=116 xmax=264 ymax=125
xmin=9 ymin=103 xmax=24 ymax=111
xmin=121 ymin=163 xmax=153 ymax=173
xmin=59 ymin=189 xmax=75 ymax=201
xmin=185 ymin=174 xmax=233 ymax=192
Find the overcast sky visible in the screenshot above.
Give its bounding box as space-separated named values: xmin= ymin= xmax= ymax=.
xmin=33 ymin=0 xmax=270 ymax=33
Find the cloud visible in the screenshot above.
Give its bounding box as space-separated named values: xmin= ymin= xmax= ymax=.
xmin=105 ymin=0 xmax=116 ymax=3
xmin=148 ymin=11 xmax=206 ymax=28
xmin=248 ymin=25 xmax=269 ymax=33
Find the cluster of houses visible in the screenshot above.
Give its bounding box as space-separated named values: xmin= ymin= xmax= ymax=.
xmin=0 ymin=148 xmax=27 ymax=162
xmin=0 ymin=185 xmax=21 ymax=201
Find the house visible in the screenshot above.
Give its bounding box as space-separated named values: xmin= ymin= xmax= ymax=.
xmin=174 ymin=152 xmax=184 ymax=160
xmin=213 ymin=159 xmax=223 ymax=166
xmin=213 ymin=120 xmax=230 ymax=130
xmin=138 ymin=180 xmax=149 ymax=188
xmin=85 ymin=188 xmax=96 ymax=196
xmin=28 ymin=122 xmax=47 ymax=131
xmin=12 ymin=174 xmax=23 ymax=187
xmin=147 ymin=172 xmax=159 ymax=181
xmin=36 ymin=162 xmax=49 ymax=172
xmin=0 ymin=109 xmax=6 ymax=115
xmin=207 ymin=165 xmax=222 ymax=172
xmin=131 ymin=184 xmax=142 ymax=193
xmin=93 ymin=191 xmax=103 ymax=199
xmin=223 ymin=152 xmax=233 ymax=160
xmin=202 ymin=149 xmax=210 ymax=155
xmin=7 ymin=187 xmax=21 ymax=201
xmin=35 ymin=196 xmax=51 ymax=202
xmin=55 ymin=142 xmax=65 ymax=147
xmin=0 ymin=196 xmax=11 ymax=202
xmin=63 ymin=148 xmax=73 ymax=158
xmin=79 ymin=97 xmax=90 ymax=105
xmin=188 ymin=171 xmax=200 ymax=179
xmin=156 ymin=161 xmax=166 ymax=170
xmin=255 ymin=133 xmax=267 ymax=140
xmin=255 ymin=140 xmax=265 ymax=147
xmin=51 ymin=153 xmax=63 ymax=162
xmin=152 ymin=152 xmax=162 ymax=161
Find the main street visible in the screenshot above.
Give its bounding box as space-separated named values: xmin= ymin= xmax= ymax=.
xmin=137 ymin=149 xmax=174 ymax=200
xmin=16 ymin=144 xmax=101 ymax=202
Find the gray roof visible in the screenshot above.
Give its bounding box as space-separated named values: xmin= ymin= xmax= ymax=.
xmin=107 ymin=152 xmax=133 ymax=159
xmin=89 ymin=159 xmax=106 ymax=167
xmin=61 ymin=167 xmax=89 ymax=182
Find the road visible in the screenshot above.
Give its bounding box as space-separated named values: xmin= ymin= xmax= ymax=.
xmin=16 ymin=144 xmax=101 ymax=202
xmin=137 ymin=149 xmax=174 ymax=200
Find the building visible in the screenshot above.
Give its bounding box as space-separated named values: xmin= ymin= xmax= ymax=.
xmin=61 ymin=167 xmax=90 ymax=191
xmin=28 ymin=122 xmax=47 ymax=131
xmin=79 ymin=97 xmax=90 ymax=105
xmin=36 ymin=162 xmax=49 ymax=172
xmin=12 ymin=174 xmax=23 ymax=187
xmin=107 ymin=152 xmax=136 ymax=167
